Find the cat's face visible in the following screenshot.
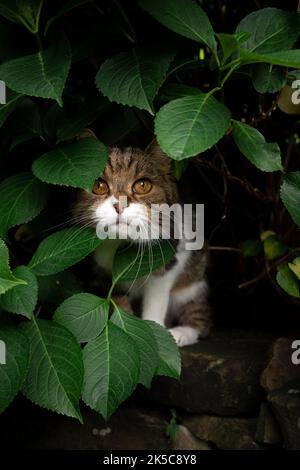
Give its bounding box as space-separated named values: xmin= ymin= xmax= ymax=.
xmin=75 ymin=143 xmax=178 ymax=240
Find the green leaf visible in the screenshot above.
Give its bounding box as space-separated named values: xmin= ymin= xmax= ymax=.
xmin=173 ymin=160 xmax=189 ymax=180
xmin=0 ymin=240 xmax=27 ymax=295
xmin=0 ymin=0 xmax=44 ymax=33
xmin=145 ymin=320 xmax=181 ymax=378
xmin=0 ymin=323 xmax=29 ymax=413
xmin=232 ymin=121 xmax=282 ymax=172
xmin=288 ymin=69 xmax=300 ymax=82
xmin=38 ymin=271 xmax=82 ymax=307
xmin=240 ymin=49 xmax=300 ymax=69
xmin=155 ymin=94 xmax=231 ymax=160
xmin=241 ymin=239 xmax=262 ymax=257
xmin=21 ymin=317 xmax=83 ymax=421
xmin=0 ymin=36 xmax=71 ymax=106
xmin=0 ymin=89 xmax=24 ymax=129
xmin=111 ymin=308 xmax=158 ymax=388
xmin=252 ymin=64 xmax=286 ymax=94
xmin=54 ymin=293 xmax=109 ymax=343
xmin=276 ymin=265 xmax=299 ymax=298
xmin=0 ymin=266 xmax=37 ymax=319
xmin=236 ymin=8 xmax=300 ymax=54
xmin=28 ymin=227 xmax=103 ymax=276
xmin=280 ymin=171 xmax=300 ymax=228
xmin=216 ymin=33 xmax=240 ymax=64
xmin=288 ymin=257 xmax=300 ymax=280
xmin=45 ymin=0 xmax=91 ymax=34
xmin=112 ymin=241 xmax=176 ymax=284
xmin=82 ymin=320 xmax=140 ymax=419
xmin=96 ymin=48 xmax=175 ymax=114
xmin=0 ymin=172 xmax=48 ymax=239
xmin=159 ymin=83 xmax=202 ymax=103
xmin=32 ymin=138 xmax=108 ymax=192
xmin=138 ymin=0 xmax=217 ymax=54
xmin=263 ymin=234 xmax=288 ymax=261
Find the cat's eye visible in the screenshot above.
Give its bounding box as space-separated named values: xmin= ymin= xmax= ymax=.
xmin=132 ymin=179 xmax=152 ymax=195
xmin=92 ymin=178 xmax=109 ymax=195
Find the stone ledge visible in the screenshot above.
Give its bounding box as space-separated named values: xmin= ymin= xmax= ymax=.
xmin=141 ymin=328 xmax=273 ymax=415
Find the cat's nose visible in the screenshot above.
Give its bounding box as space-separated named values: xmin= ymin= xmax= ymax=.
xmin=113 ymin=199 xmax=127 ymax=214
xmin=113 ymin=202 xmax=122 ymax=214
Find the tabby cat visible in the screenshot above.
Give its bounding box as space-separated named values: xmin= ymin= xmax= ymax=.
xmin=75 ymin=141 xmax=212 ymax=346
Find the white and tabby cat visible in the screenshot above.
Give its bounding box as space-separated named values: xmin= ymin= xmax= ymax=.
xmin=75 ymin=141 xmax=212 ymax=346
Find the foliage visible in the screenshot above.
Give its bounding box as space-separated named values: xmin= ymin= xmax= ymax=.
xmin=0 ymin=0 xmax=300 ymax=421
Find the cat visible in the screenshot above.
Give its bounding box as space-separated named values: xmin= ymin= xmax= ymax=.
xmin=74 ymin=141 xmax=212 ymax=346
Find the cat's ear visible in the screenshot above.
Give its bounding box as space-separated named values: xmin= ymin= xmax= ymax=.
xmin=145 ymin=139 xmax=172 ymax=170
xmin=76 ymin=128 xmax=97 ymax=140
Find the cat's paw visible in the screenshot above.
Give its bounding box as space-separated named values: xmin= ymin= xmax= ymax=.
xmin=168 ymin=326 xmax=199 ymax=347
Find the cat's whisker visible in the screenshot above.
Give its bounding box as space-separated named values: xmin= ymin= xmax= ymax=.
xmin=125 ymin=236 xmax=144 ymax=295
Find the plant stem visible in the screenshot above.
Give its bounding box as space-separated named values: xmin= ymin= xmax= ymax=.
xmin=110 ymin=297 xmax=119 ymax=313
xmin=208 ymin=245 xmax=243 ymax=253
xmin=167 ymin=59 xmax=200 ymax=78
xmin=107 ymin=281 xmax=116 ymax=301
xmin=35 ymin=33 xmax=43 ymax=51
xmin=207 ymin=63 xmax=239 ymax=97
xmin=112 ymin=0 xmax=137 ymax=43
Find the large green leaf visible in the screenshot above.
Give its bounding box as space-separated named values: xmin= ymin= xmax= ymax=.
xmin=159 ymin=83 xmax=202 ymax=103
xmin=96 ymin=48 xmax=175 ymax=114
xmin=240 ymin=49 xmax=300 ymax=69
xmin=138 ymin=0 xmax=217 ymax=54
xmin=280 ymin=171 xmax=300 ymax=228
xmin=28 ymin=227 xmax=103 ymax=276
xmin=236 ymin=8 xmax=300 ymax=53
xmin=0 ymin=172 xmax=48 ymax=239
xmin=146 ymin=320 xmax=181 ymax=378
xmin=251 ymin=64 xmax=286 ymax=94
xmin=0 ymin=323 xmax=29 ymax=413
xmin=0 ymin=0 xmax=44 ymax=33
xmin=0 ymin=266 xmax=37 ymax=319
xmin=155 ymin=94 xmax=231 ymax=160
xmin=111 ymin=308 xmax=158 ymax=388
xmin=32 ymin=138 xmax=108 ymax=191
xmin=54 ymin=293 xmax=109 ymax=343
xmin=82 ymin=320 xmax=140 ymax=419
xmin=232 ymin=121 xmax=282 ymax=172
xmin=0 ymin=36 xmax=71 ymax=106
xmin=112 ymin=241 xmax=176 ymax=284
xmin=0 ymin=240 xmax=27 ymax=295
xmin=276 ymin=265 xmax=299 ymax=298
xmin=21 ymin=317 xmax=83 ymax=421
xmin=0 ymin=89 xmax=24 ymax=129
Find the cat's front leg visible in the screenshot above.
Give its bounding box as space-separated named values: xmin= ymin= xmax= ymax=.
xmin=141 ymin=275 xmax=172 ymax=326
xmin=169 ymin=295 xmax=212 ymax=347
